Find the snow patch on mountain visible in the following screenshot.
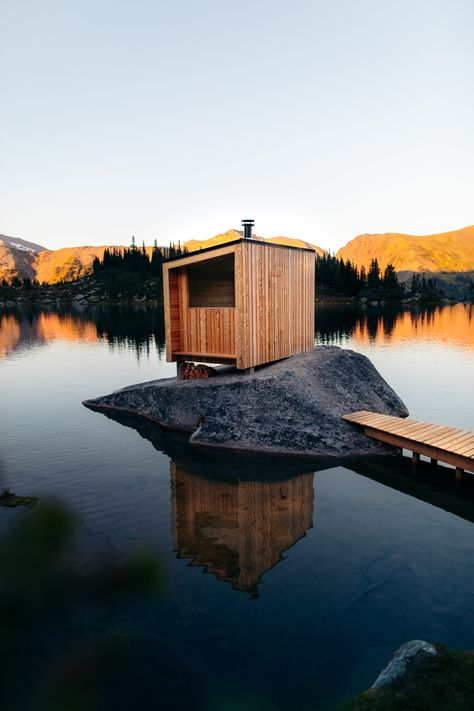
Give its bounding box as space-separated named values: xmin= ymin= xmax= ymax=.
xmin=9 ymin=241 xmax=36 ymax=252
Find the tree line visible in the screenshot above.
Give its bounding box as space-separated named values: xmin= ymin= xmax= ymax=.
xmin=91 ymin=238 xmax=187 ymax=277
xmin=315 ymin=253 xmax=443 ymax=299
xmin=1 ymin=243 xmax=449 ymax=302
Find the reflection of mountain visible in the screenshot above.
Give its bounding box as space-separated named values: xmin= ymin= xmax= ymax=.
xmin=2 ymin=302 xmax=472 ymax=362
xmin=351 ymin=303 xmax=473 ymax=351
xmin=316 ymin=303 xmax=473 ymax=351
xmin=0 ymin=306 xmax=165 ymax=360
xmin=0 ymin=314 xmax=21 ymax=359
xmin=171 ymin=463 xmax=314 ymax=594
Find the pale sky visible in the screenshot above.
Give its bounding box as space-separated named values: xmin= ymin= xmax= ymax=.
xmin=1 ymin=0 xmax=473 ymax=251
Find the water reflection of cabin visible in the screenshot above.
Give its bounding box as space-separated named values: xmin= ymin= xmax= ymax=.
xmin=170 ymin=463 xmax=314 ymax=594
xmin=163 ymin=228 xmax=315 ymax=370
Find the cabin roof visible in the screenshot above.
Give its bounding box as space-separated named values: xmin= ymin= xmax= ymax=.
xmin=163 ymin=238 xmax=315 ymax=264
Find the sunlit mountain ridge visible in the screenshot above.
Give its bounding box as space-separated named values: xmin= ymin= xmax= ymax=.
xmin=184 ymin=229 xmax=326 ymax=256
xmin=336 ymin=225 xmax=474 ymax=273
xmin=1 ymin=225 xmax=473 ymax=285
xmin=0 ymin=229 xmax=326 ymax=283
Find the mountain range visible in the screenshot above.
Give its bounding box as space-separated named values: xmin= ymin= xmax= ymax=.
xmin=1 ymin=225 xmax=473 ymax=286
xmin=336 ymin=225 xmax=474 ymax=273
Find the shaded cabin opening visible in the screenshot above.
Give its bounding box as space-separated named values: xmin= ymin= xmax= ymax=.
xmin=188 ymin=255 xmax=235 ymax=308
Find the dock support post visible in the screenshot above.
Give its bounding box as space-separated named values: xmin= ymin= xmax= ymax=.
xmin=412 ymin=452 xmax=420 ymax=464
xmin=456 ymin=467 xmax=464 ymax=485
xmin=430 ymin=457 xmax=438 ymax=465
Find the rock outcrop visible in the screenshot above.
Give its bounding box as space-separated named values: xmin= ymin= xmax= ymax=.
xmin=83 ymin=346 xmax=409 ymax=457
xmin=371 ymin=640 xmax=438 ymax=690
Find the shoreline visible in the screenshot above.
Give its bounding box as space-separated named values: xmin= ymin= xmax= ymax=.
xmin=0 ymin=287 xmax=465 ymax=308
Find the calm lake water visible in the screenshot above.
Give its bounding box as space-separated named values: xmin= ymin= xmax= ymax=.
xmin=0 ymin=302 xmax=473 ymax=710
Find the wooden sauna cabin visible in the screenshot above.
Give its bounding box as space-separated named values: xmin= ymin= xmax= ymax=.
xmin=163 ymin=225 xmax=315 ymax=371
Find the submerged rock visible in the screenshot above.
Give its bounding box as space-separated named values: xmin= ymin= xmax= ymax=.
xmin=83 ymin=346 xmax=408 ymax=457
xmin=0 ymin=489 xmax=38 ymax=508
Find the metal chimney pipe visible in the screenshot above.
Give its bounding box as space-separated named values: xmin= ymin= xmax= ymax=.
xmin=242 ymin=219 xmax=254 ymax=240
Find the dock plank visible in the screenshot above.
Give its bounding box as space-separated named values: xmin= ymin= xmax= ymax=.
xmin=342 ymin=411 xmax=474 ymax=475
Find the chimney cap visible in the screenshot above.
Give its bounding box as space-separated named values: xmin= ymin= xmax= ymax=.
xmin=241 ymin=219 xmax=254 ymax=225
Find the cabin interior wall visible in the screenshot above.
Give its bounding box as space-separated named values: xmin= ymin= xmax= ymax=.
xmin=169 ymin=258 xmax=237 ymax=360
xmin=188 ymin=255 xmax=235 ymax=308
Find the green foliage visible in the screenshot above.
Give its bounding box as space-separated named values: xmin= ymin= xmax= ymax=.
xmin=316 ymin=254 xmax=404 ymax=299
xmin=0 ymin=500 xmax=165 ymax=709
xmin=92 ymin=241 xmax=186 ymax=278
xmin=316 ymin=253 xmax=364 ymax=297
xmin=408 ymin=273 xmax=443 ymax=299
xmin=86 ymin=241 xmax=187 ymax=302
xmin=367 ymin=258 xmax=381 ymax=290
xmin=382 ymin=264 xmax=398 ymax=291
xmin=0 ymin=488 xmax=38 ymax=508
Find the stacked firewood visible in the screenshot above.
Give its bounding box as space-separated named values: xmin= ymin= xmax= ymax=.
xmin=179 ymin=361 xmax=216 ymax=380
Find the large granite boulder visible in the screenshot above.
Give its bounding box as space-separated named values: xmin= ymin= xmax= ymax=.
xmin=83 ymin=346 xmax=408 ymax=457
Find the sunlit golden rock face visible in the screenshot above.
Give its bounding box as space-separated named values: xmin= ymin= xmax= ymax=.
xmin=336 ymin=225 xmax=474 ymax=273
xmin=34 ymin=246 xmax=116 ymax=284
xmin=170 ymin=464 xmax=314 ymax=594
xmin=0 ymin=244 xmax=37 ymax=282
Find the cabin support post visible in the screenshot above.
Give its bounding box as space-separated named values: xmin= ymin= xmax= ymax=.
xmin=244 ymin=367 xmax=255 ymax=376
xmin=430 ymin=457 xmax=438 ymax=465
xmin=456 ymin=467 xmax=464 ymax=484
xmin=412 ymin=451 xmax=420 ymax=464
xmin=176 ymin=360 xmax=185 ymax=380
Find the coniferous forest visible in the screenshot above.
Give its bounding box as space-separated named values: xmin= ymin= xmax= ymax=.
xmin=315 ymin=253 xmax=443 ymax=300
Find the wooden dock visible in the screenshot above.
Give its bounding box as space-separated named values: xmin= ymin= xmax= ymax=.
xmin=343 ymin=411 xmax=474 ymax=479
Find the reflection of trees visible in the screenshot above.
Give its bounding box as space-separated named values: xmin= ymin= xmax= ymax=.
xmin=315 ymin=303 xmax=445 ymax=344
xmin=91 ymin=305 xmax=165 ymax=357
xmin=0 ymin=305 xmax=166 ymax=360
xmin=2 ymin=301 xmax=470 ymax=361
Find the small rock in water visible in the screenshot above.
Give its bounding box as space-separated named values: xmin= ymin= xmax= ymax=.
xmin=371 ymin=640 xmax=437 ymax=689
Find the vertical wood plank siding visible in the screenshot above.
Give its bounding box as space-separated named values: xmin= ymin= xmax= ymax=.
xmin=164 ymin=268 xmax=181 ymax=360
xmin=236 ymin=241 xmax=315 ymax=369
xmin=164 ymin=241 xmax=315 ymax=368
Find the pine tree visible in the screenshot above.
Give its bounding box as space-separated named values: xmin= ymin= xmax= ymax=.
xmin=382 ymin=264 xmax=398 ymax=291
xmin=367 ymin=259 xmax=381 ymax=290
